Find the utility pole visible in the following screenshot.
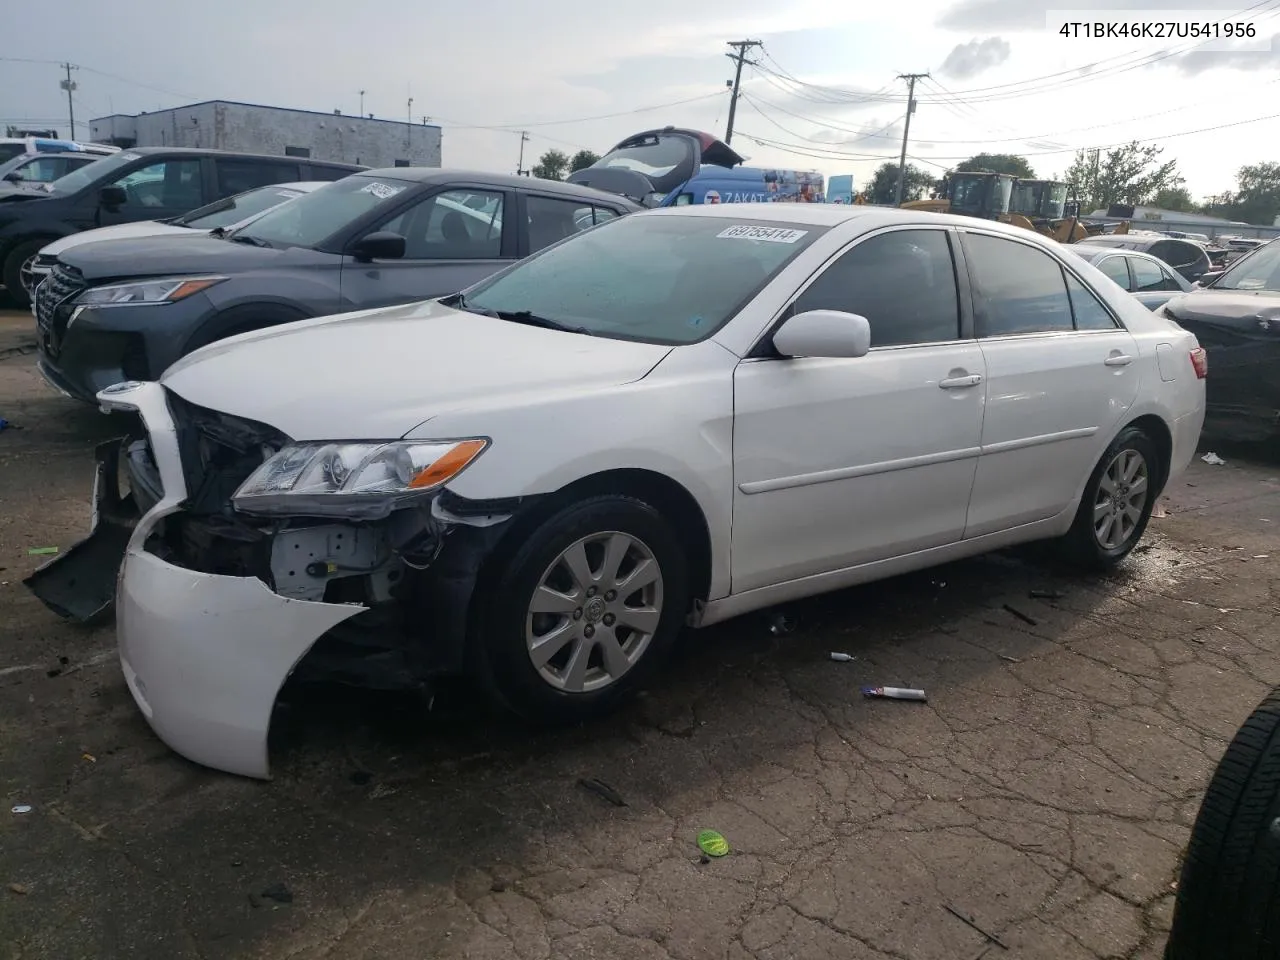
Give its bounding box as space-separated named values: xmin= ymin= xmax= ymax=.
xmin=893 ymin=72 xmax=928 ymax=206
xmin=516 ymin=131 xmax=530 ymax=176
xmin=359 ymin=90 xmax=366 ymax=116
xmin=724 ymin=39 xmax=762 ymax=145
xmin=60 ymin=63 xmax=78 ymax=140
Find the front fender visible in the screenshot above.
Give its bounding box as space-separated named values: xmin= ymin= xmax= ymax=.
xmin=422 ymin=341 xmax=737 ymax=598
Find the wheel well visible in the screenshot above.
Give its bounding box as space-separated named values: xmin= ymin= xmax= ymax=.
xmin=490 ymin=469 xmax=714 ymax=604
xmin=183 ymin=303 xmax=308 ymax=355
xmin=1124 ymin=413 xmax=1173 ymax=495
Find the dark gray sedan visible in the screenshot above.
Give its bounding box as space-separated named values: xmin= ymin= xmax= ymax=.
xmin=35 ymin=169 xmax=639 ymax=403
xmin=1066 ymin=242 xmax=1194 ymax=310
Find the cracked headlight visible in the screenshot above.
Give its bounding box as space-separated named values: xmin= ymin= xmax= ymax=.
xmin=76 ymin=276 xmax=227 ymax=307
xmin=231 ymin=439 xmax=489 ymax=519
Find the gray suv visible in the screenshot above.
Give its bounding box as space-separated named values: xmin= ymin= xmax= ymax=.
xmin=35 ymin=169 xmax=639 ymax=403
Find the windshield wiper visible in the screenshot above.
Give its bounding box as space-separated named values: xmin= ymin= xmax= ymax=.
xmin=228 ymin=233 xmax=272 ymax=248
xmin=491 ymin=309 xmax=591 ymax=335
xmin=444 ymin=294 xmax=591 ymax=334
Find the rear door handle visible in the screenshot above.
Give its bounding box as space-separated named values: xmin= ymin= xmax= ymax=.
xmin=1104 ymin=354 xmax=1133 ymax=367
xmin=939 ymin=374 xmax=983 ymax=389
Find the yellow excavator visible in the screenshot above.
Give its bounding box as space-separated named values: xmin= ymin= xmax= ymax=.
xmin=900 ymin=171 xmax=1129 ymax=242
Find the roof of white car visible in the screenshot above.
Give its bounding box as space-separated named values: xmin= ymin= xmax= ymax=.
xmin=637 ymin=202 xmax=1055 ymax=240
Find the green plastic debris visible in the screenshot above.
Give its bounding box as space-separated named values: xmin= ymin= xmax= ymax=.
xmin=27 ymin=547 xmax=58 ymax=556
xmin=697 ymin=830 xmax=729 ymax=857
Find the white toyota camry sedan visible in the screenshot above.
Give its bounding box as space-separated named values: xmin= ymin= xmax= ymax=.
xmin=27 ymin=203 xmax=1207 ymax=778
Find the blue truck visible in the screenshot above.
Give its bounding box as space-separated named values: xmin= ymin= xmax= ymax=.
xmin=566 ymin=127 xmax=825 ymax=208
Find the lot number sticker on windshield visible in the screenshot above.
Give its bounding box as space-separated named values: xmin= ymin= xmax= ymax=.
xmin=717 ymin=225 xmax=808 ymax=243
xmin=360 ymin=181 xmax=404 ymax=200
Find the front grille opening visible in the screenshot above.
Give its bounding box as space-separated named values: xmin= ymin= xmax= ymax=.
xmin=146 ymin=512 xmax=274 ymax=580
xmin=120 ymin=336 xmax=149 ymax=381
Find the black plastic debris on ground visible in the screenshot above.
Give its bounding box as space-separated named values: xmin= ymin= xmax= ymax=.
xmin=578 ymin=777 xmax=627 ymax=807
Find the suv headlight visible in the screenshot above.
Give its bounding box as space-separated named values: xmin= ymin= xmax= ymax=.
xmin=232 ymin=439 xmax=489 ymax=519
xmin=76 ymin=276 xmax=227 ymax=307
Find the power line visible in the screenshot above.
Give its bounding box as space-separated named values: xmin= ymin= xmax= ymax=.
xmin=752 ymin=0 xmax=1280 ymax=107
xmin=740 ymin=107 xmax=1280 ymax=163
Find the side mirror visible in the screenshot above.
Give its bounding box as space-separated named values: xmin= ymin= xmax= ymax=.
xmin=3 ymin=172 xmax=22 ymax=183
xmin=772 ymin=309 xmax=872 ymax=359
xmin=99 ymin=184 xmax=127 ymax=208
xmin=350 ymin=231 xmax=406 ymax=263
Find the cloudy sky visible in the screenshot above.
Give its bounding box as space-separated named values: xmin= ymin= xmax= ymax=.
xmin=3 ymin=0 xmax=1278 ymax=200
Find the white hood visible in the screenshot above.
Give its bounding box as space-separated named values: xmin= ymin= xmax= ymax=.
xmin=160 ymin=299 xmax=673 ymax=440
xmin=42 ymin=221 xmax=199 ymax=257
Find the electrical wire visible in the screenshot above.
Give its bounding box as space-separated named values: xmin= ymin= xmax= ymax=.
xmin=740 ymin=107 xmax=1280 ymax=163
xmin=753 ymin=0 xmax=1280 ymax=107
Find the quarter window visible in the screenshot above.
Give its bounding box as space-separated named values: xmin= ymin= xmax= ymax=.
xmin=963 ymin=233 xmax=1074 ymax=337
xmin=1096 ymin=256 xmax=1131 ymax=289
xmin=1064 ymin=272 xmax=1119 ymax=330
xmin=792 ymin=229 xmax=960 ymax=347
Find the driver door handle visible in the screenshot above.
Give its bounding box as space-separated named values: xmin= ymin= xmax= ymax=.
xmin=1104 ymin=354 xmax=1134 ymax=367
xmin=939 ymin=374 xmax=983 ymax=389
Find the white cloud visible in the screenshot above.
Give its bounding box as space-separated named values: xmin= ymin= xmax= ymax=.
xmin=940 ymin=37 xmax=1012 ymax=79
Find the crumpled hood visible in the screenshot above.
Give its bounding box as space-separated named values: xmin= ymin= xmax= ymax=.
xmin=41 ymin=220 xmax=198 ymax=257
xmin=160 ymin=299 xmax=673 ymax=440
xmin=59 ymin=234 xmax=285 ymax=280
xmin=1165 ymin=288 xmax=1280 ymax=323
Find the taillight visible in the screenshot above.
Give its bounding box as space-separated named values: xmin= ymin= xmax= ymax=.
xmin=1190 ymin=347 xmax=1208 ymax=379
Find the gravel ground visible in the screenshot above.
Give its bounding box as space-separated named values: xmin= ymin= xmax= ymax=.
xmin=1 ymin=306 xmax=1278 ymax=960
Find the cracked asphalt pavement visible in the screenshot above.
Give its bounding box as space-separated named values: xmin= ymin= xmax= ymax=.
xmin=2 ymin=307 xmax=1278 ymax=960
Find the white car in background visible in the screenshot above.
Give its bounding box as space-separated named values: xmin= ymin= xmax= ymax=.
xmin=27 ymin=204 xmax=1206 ymax=779
xmin=23 ymin=182 xmax=328 ymax=300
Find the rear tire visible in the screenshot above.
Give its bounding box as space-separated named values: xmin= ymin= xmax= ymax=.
xmin=472 ymin=495 xmax=689 ymax=724
xmin=1165 ymin=687 xmax=1280 ymax=959
xmin=1060 ymin=426 xmax=1160 ymax=571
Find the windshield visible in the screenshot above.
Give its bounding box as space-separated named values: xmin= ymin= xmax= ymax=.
xmin=1214 ymin=238 xmax=1280 ymax=291
xmin=44 ymin=150 xmax=140 ymax=196
xmin=235 ymin=176 xmax=413 ymax=248
xmin=175 ymin=185 xmax=307 ymax=230
xmin=459 ymin=213 xmax=827 ymax=345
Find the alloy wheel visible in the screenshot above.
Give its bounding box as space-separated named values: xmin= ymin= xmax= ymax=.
xmin=1092 ymin=448 xmax=1150 ymax=551
xmin=525 ymin=530 xmax=664 ymax=694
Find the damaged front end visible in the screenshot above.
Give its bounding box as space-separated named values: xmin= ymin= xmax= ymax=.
xmin=25 ymin=381 xmax=523 ymax=778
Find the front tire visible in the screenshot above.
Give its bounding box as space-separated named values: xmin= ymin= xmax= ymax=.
xmin=2 ymin=239 xmax=48 ymax=308
xmin=1165 ymin=688 xmax=1280 ymax=959
xmin=1061 ymin=426 xmax=1160 ymax=571
xmin=474 ymin=495 xmax=689 ymax=724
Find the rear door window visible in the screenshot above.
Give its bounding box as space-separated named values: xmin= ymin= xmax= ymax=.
xmin=216 ymin=160 xmax=301 ymax=197
xmin=962 ymin=232 xmax=1075 ymax=337
xmin=1129 ymin=257 xmax=1167 ymax=292
xmin=793 ymin=228 xmax=960 ymax=347
xmin=1096 ymin=255 xmax=1131 ymax=289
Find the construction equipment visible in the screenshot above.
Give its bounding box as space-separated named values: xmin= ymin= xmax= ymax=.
xmin=900 ymin=171 xmax=1129 ymax=243
xmin=900 ymin=171 xmax=1014 ymax=219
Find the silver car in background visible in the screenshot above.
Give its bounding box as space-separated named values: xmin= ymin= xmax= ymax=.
xmin=1066 ymin=243 xmax=1194 ymax=311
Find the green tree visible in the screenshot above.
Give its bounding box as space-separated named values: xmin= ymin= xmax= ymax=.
xmin=1065 ymin=141 xmax=1183 ymax=213
xmin=569 ymin=150 xmax=600 ymax=173
xmin=531 ymin=149 xmax=570 ymax=181
xmin=869 ymin=162 xmax=935 ymax=204
xmin=1224 ymin=162 xmax=1280 ymax=225
xmin=954 ymin=153 xmax=1035 ymax=178
xmin=1151 ymin=186 xmax=1196 ymax=212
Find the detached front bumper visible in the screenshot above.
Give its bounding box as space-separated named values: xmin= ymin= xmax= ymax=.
xmin=26 ymin=381 xmax=366 ymax=779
